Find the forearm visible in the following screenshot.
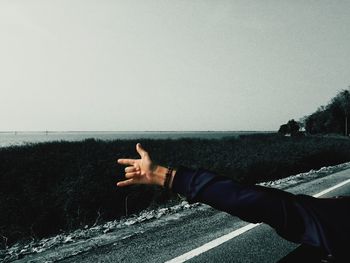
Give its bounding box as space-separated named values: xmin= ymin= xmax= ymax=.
xmin=170 ymin=166 xmax=305 ymax=243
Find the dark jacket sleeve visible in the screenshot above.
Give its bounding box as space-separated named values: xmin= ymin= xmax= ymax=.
xmin=171 ymin=166 xmax=350 ymax=259
xmin=171 ymin=166 xmax=306 ymax=243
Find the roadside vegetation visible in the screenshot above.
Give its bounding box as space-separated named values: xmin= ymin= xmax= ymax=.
xmin=1 ymin=134 xmax=350 ymax=247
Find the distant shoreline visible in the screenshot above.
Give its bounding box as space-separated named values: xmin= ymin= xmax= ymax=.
xmin=0 ymin=131 xmax=275 ymax=148
xmin=0 ymin=130 xmax=275 ymax=133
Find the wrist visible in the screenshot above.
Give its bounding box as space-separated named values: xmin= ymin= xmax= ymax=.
xmin=153 ymin=165 xmax=168 ymax=186
xmin=152 ymin=165 xmax=176 ymax=189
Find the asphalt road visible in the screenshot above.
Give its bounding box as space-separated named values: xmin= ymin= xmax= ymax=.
xmin=18 ymin=168 xmax=350 ymax=263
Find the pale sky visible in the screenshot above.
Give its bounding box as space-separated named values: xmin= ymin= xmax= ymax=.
xmin=1 ymin=0 xmax=350 ymax=131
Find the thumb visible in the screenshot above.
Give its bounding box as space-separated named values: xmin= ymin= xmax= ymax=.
xmin=136 ymin=143 xmax=148 ymax=157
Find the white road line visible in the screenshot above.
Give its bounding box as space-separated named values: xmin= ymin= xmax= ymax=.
xmin=165 ymin=177 xmax=350 ymax=263
xmin=165 ymin=223 xmax=260 ymax=263
xmin=312 ymin=178 xmax=350 ymax=198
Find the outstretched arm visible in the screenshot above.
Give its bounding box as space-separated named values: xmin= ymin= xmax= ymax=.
xmin=118 ymin=144 xmax=350 ymax=258
xmin=117 ymin=143 xmax=305 ymax=243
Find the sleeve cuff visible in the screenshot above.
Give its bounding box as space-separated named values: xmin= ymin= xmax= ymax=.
xmin=171 ymin=165 xmax=224 ymax=204
xmin=171 ymin=165 xmax=197 ymax=200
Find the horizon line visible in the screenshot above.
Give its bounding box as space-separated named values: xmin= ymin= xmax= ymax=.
xmin=0 ymin=130 xmax=276 ymax=133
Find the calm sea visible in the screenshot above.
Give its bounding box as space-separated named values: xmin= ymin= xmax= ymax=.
xmin=0 ymin=131 xmax=269 ymax=148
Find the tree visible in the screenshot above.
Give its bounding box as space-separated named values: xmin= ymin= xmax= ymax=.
xmin=287 ymin=119 xmax=300 ymax=135
xmin=278 ymin=119 xmax=300 ymax=136
xmin=338 ymin=89 xmax=350 ymax=136
xmin=278 ymin=124 xmax=289 ymax=135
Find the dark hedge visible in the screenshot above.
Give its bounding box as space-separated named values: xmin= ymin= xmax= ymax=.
xmin=1 ymin=134 xmax=350 ymax=246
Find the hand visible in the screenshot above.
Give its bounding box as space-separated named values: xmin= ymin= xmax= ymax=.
xmin=117 ymin=143 xmax=166 ymax=187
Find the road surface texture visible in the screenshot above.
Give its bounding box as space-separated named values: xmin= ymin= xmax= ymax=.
xmin=16 ymin=168 xmax=350 ymax=263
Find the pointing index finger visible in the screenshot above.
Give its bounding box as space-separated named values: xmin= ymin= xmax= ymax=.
xmin=117 ymin=159 xmax=136 ymax=166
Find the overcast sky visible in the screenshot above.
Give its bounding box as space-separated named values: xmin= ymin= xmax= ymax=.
xmin=1 ymin=1 xmax=349 ymax=131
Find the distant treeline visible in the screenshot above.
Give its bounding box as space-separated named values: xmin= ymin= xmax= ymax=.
xmin=279 ymin=89 xmax=350 ymax=136
xmin=1 ymin=134 xmax=350 ymax=246
xmin=304 ymin=89 xmax=350 ymax=135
